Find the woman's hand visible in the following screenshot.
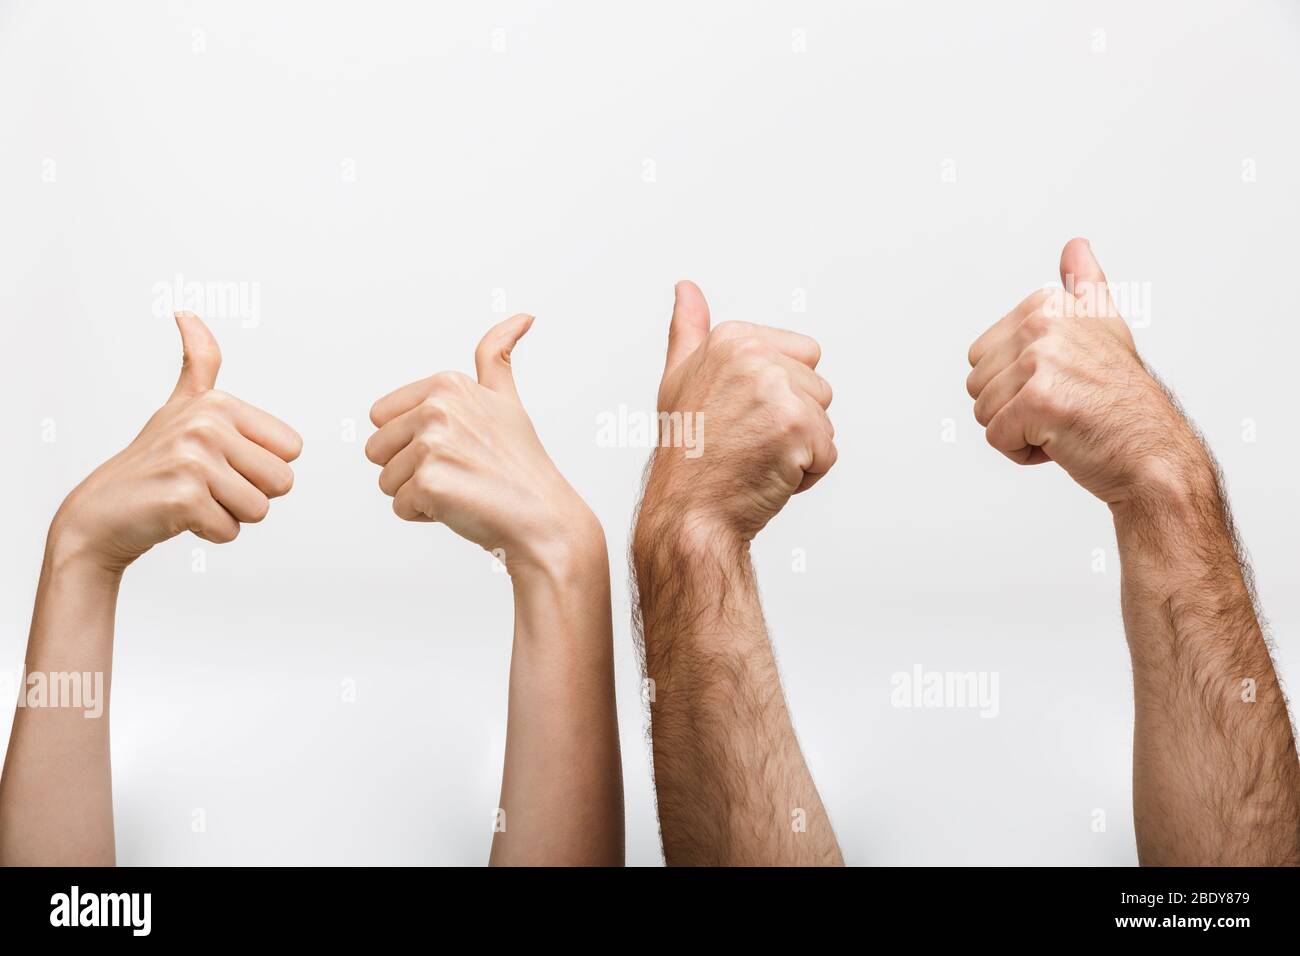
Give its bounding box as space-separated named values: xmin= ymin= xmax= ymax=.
xmin=365 ymin=313 xmax=600 ymax=576
xmin=51 ymin=311 xmax=302 ymax=574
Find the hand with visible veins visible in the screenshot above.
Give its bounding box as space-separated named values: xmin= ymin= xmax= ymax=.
xmin=53 ymin=311 xmax=303 ymax=570
xmin=967 ymin=240 xmax=1300 ymax=866
xmin=0 ymin=311 xmax=302 ymax=866
xmin=631 ymin=281 xmax=842 ymax=866
xmin=642 ymin=280 xmax=836 ymax=545
xmin=366 ymin=314 xmax=623 ymax=866
xmin=965 ymin=239 xmax=1202 ymax=505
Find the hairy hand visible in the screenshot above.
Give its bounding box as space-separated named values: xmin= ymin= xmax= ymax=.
xmin=365 ymin=314 xmax=599 ymax=574
xmin=51 ymin=312 xmax=302 ymax=572
xmin=966 ymin=239 xmax=1206 ymax=507
xmin=638 ymin=281 xmax=835 ymax=545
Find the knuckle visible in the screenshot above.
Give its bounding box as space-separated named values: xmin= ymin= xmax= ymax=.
xmin=774 ymin=396 xmax=807 ymax=435
xmin=170 ymin=481 xmax=208 ymax=517
xmin=172 ymin=446 xmax=210 ymax=478
xmin=1021 ymin=376 xmax=1058 ymax=415
xmin=1040 ymin=288 xmax=1068 ymax=318
xmin=184 ymin=414 xmax=225 ymax=445
xmin=161 ymin=490 xmax=189 ymax=520
xmin=728 ymin=337 xmax=771 ymax=370
xmin=711 ymin=320 xmax=751 ymax=341
xmin=414 ymin=464 xmax=441 ymax=497
xmin=412 ymin=430 xmax=442 ymax=457
xmin=431 ymin=370 xmax=472 ymax=392
xmin=1020 ymin=310 xmax=1052 ymax=338
xmin=759 ymin=363 xmax=790 ymax=390
xmin=185 ymin=481 xmax=210 ymax=509
xmin=1023 ymin=337 xmax=1060 ymax=371
xmin=418 ymin=399 xmax=448 ymax=424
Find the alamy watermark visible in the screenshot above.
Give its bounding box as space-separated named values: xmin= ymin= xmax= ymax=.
xmin=1052 ymin=276 xmax=1152 ymax=329
xmin=50 ymin=886 xmax=150 ymax=936
xmin=2 ymin=669 xmax=105 ymax=718
xmin=151 ymin=273 xmax=262 ymax=328
xmin=890 ymin=665 xmax=1000 ymax=718
xmin=596 ymin=405 xmax=704 ymax=459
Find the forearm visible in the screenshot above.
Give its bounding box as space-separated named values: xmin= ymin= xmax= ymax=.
xmin=489 ymin=526 xmax=624 ymax=866
xmin=1114 ymin=461 xmax=1300 ymax=865
xmin=0 ymin=524 xmax=120 ymax=866
xmin=632 ymin=517 xmax=842 ymax=866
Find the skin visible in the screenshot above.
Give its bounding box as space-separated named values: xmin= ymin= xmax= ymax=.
xmin=365 ymin=314 xmax=623 ymax=866
xmin=630 ymin=281 xmax=843 ymax=866
xmin=0 ymin=312 xmax=302 ymax=866
xmin=967 ymin=238 xmax=1300 ymax=865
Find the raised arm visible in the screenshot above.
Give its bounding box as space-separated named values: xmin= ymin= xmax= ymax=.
xmin=631 ymin=281 xmax=842 ymax=866
xmin=0 ymin=312 xmax=301 ymax=865
xmin=365 ymin=314 xmax=623 ymax=866
xmin=966 ymin=239 xmax=1300 ymax=865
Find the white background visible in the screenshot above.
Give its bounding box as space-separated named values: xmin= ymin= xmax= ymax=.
xmin=1 ymin=0 xmax=1297 ymax=865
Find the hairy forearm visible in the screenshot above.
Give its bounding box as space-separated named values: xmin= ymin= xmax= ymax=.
xmin=0 ymin=525 xmax=120 ymax=866
xmin=489 ymin=526 xmax=624 ymax=866
xmin=1114 ymin=457 xmax=1300 ymax=866
xmin=632 ymin=515 xmax=842 ymax=866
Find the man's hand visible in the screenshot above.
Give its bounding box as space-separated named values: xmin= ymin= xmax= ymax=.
xmin=966 ymin=240 xmax=1300 ymax=866
xmin=631 ymin=281 xmax=843 ymax=866
xmin=966 ymin=238 xmax=1206 ymax=507
xmin=51 ymin=311 xmax=302 ymax=572
xmin=365 ymin=313 xmax=600 ymax=575
xmin=640 ymin=280 xmax=835 ymax=545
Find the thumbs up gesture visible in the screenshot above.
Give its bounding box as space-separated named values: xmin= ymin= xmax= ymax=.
xmin=51 ymin=312 xmax=303 ymax=573
xmin=365 ymin=314 xmax=602 ymax=576
xmin=638 ymin=281 xmax=836 ymax=548
xmin=965 ymin=239 xmax=1201 ymax=506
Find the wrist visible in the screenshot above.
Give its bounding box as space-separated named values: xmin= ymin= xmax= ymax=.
xmin=507 ymin=510 xmax=613 ymax=657
xmin=1109 ymin=445 xmax=1220 ymax=532
xmin=507 ymin=505 xmax=607 ymax=588
xmin=44 ymin=513 xmax=125 ymax=588
xmin=632 ymin=504 xmax=746 ymax=573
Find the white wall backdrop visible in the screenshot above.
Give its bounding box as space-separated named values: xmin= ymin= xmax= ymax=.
xmin=1 ymin=0 xmax=1297 ymax=865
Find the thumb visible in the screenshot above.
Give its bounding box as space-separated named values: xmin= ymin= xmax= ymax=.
xmin=474 ymin=312 xmax=534 ymax=401
xmin=664 ymin=280 xmax=711 ymax=375
xmin=1059 ymin=237 xmax=1117 ymax=321
xmin=170 ymin=311 xmax=221 ymax=399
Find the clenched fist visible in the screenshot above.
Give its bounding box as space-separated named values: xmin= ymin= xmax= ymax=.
xmin=638 ymin=281 xmax=835 ymax=545
xmin=50 ymin=312 xmax=303 ymax=572
xmin=966 ymin=239 xmax=1206 ymax=507
xmin=365 ymin=314 xmax=601 ymax=575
